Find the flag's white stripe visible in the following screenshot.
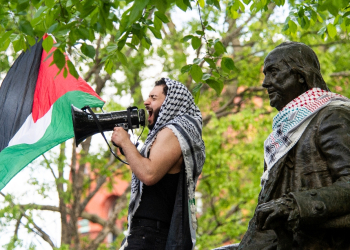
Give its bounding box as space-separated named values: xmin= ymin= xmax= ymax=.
xmin=8 ymin=106 xmax=53 ymax=147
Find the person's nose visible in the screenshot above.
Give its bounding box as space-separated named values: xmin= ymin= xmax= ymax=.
xmin=144 ymin=98 xmax=150 ymax=106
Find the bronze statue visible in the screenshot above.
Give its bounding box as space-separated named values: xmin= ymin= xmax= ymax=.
xmin=216 ymin=42 xmax=350 ymax=250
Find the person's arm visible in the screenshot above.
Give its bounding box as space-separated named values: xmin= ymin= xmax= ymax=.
xmin=111 ymin=127 xmax=182 ymax=186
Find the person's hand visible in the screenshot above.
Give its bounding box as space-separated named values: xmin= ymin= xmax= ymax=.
xmin=111 ymin=127 xmax=130 ymax=148
xmin=256 ymin=198 xmax=293 ymax=230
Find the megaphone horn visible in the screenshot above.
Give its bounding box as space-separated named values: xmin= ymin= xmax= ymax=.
xmin=71 ymin=105 xmax=145 ymax=147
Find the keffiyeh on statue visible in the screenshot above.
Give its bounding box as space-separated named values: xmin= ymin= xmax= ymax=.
xmin=124 ymin=78 xmax=205 ymax=249
xmin=262 ymin=88 xmax=350 ymax=185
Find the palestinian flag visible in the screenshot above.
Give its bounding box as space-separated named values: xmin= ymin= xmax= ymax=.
xmin=0 ymin=35 xmax=104 ymax=190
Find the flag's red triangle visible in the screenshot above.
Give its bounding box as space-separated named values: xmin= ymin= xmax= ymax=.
xmin=32 ymin=35 xmax=104 ymax=122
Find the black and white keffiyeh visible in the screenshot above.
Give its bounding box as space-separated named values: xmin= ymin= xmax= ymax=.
xmin=122 ymin=78 xmax=205 ymax=248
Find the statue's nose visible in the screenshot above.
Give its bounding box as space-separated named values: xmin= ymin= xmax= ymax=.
xmin=262 ymin=77 xmax=270 ymax=88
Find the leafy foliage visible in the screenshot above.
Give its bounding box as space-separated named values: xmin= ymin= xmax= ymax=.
xmin=1 ymin=0 xmax=350 ymax=249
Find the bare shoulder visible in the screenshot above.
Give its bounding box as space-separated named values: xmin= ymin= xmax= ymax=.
xmin=151 ymin=127 xmax=181 ymax=155
xmin=154 ymin=127 xmax=179 ymax=144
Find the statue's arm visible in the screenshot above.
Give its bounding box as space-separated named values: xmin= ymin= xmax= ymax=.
xmin=290 ymin=106 xmax=350 ymax=226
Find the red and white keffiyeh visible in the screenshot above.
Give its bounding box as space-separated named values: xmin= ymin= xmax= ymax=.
xmin=262 ymin=88 xmax=349 ymax=185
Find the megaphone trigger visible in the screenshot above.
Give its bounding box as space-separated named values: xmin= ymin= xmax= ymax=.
xmin=116 ymin=123 xmax=129 ymax=130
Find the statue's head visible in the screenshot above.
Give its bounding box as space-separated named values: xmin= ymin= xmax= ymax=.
xmin=262 ymin=41 xmax=329 ymax=111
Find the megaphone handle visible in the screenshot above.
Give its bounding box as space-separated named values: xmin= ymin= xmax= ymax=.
xmin=112 ymin=141 xmax=125 ymax=156
xmin=83 ymin=106 xmax=129 ymax=165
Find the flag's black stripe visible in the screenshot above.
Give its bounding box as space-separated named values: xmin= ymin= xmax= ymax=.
xmin=0 ymin=40 xmax=43 ymax=152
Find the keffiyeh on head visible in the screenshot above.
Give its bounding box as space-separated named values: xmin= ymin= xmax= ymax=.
xmin=142 ymin=78 xmax=203 ymax=154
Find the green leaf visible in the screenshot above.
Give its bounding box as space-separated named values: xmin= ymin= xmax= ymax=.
xmin=190 ymin=64 xmax=203 ymax=83
xmin=53 ymin=49 xmax=66 ymax=70
xmin=196 ymin=30 xmax=205 ymax=35
xmin=176 ymin=0 xmax=188 ymax=11
xmin=81 ymin=43 xmax=95 ymax=59
xmin=183 ymin=0 xmax=192 ymax=9
xmin=0 ymin=39 xmax=10 ymax=52
xmin=192 ymin=82 xmax=203 ymax=94
xmin=42 ymin=35 xmax=54 ymax=53
xmin=26 ymin=35 xmax=36 ymax=46
xmin=214 ymin=41 xmax=226 ymax=55
xmin=230 ymin=6 xmax=240 ymax=19
xmin=288 ymin=20 xmax=297 ymax=33
xmin=154 ymin=16 xmax=162 ymax=31
xmin=0 ymin=31 xmax=14 ymax=47
xmin=181 ymin=64 xmax=192 ymax=74
xmin=192 ymin=82 xmax=202 ymax=103
xmin=154 ymin=11 xmax=170 ymax=23
xmin=47 ymin=23 xmax=59 ymax=34
xmin=148 ymin=26 xmax=162 ymax=39
xmin=327 ymin=23 xmax=337 ymax=38
xmin=67 ymin=60 xmax=79 ymax=79
xmin=193 ymin=58 xmax=204 ymax=64
xmin=191 ymin=36 xmax=201 ymax=50
xmin=128 ymin=0 xmax=150 ymax=26
xmin=204 ymin=58 xmax=216 ymax=69
xmin=202 ymin=73 xmax=211 ymax=80
xmin=105 ymin=59 xmax=114 ymax=75
xmin=106 ymin=45 xmax=118 ymax=53
xmin=182 ymin=35 xmax=193 ymax=42
xmin=206 ymin=25 xmax=215 ymax=31
xmin=116 ymin=50 xmax=127 ymax=66
xmin=212 ymin=0 xmax=221 ymax=10
xmin=206 ymin=79 xmax=224 ymax=95
xmin=141 ymin=38 xmax=150 ymax=50
xmin=221 ymin=57 xmax=236 ymax=72
xmin=126 ymin=42 xmax=138 ymax=50
xmin=19 ymin=20 xmax=34 ymax=36
xmin=198 ymin=0 xmax=205 ymax=8
xmin=144 ymin=36 xmax=152 ymax=45
xmin=45 ymin=0 xmax=55 ymax=8
xmin=34 ymin=6 xmax=48 ymax=19
xmin=13 ymin=37 xmax=26 ymax=52
xmin=63 ymin=67 xmax=68 ymax=78
xmin=282 ymin=23 xmax=289 ymax=31
xmin=317 ymin=26 xmax=327 ymax=35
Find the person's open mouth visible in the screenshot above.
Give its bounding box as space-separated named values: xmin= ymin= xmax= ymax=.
xmin=147 ymin=109 xmax=153 ymax=122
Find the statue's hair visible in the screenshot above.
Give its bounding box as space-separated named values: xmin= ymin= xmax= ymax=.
xmin=268 ymin=41 xmax=329 ymax=91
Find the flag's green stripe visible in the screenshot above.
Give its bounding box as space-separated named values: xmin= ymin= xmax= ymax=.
xmin=0 ymin=91 xmax=104 ymax=190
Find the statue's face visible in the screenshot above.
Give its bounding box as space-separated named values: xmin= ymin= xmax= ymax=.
xmin=262 ymin=51 xmax=306 ymax=111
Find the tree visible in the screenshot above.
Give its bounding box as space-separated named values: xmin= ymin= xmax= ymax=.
xmin=1 ymin=0 xmax=350 ymax=249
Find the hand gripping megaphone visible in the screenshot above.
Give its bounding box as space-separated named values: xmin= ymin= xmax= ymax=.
xmin=71 ymin=105 xmax=145 ymax=147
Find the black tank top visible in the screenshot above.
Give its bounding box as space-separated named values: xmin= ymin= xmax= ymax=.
xmin=134 ymin=172 xmax=180 ymax=223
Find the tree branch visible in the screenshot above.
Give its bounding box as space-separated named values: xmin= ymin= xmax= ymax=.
xmin=79 ymin=157 xmax=123 ymax=213
xmin=42 ymin=154 xmax=57 ymax=180
xmin=330 ymin=71 xmax=350 ymax=77
xmin=16 ymin=203 xmax=123 ymax=236
xmin=203 ymin=86 xmax=265 ymax=125
xmin=0 ymin=192 xmax=56 ymax=249
xmin=85 ymin=184 xmax=131 ymax=250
